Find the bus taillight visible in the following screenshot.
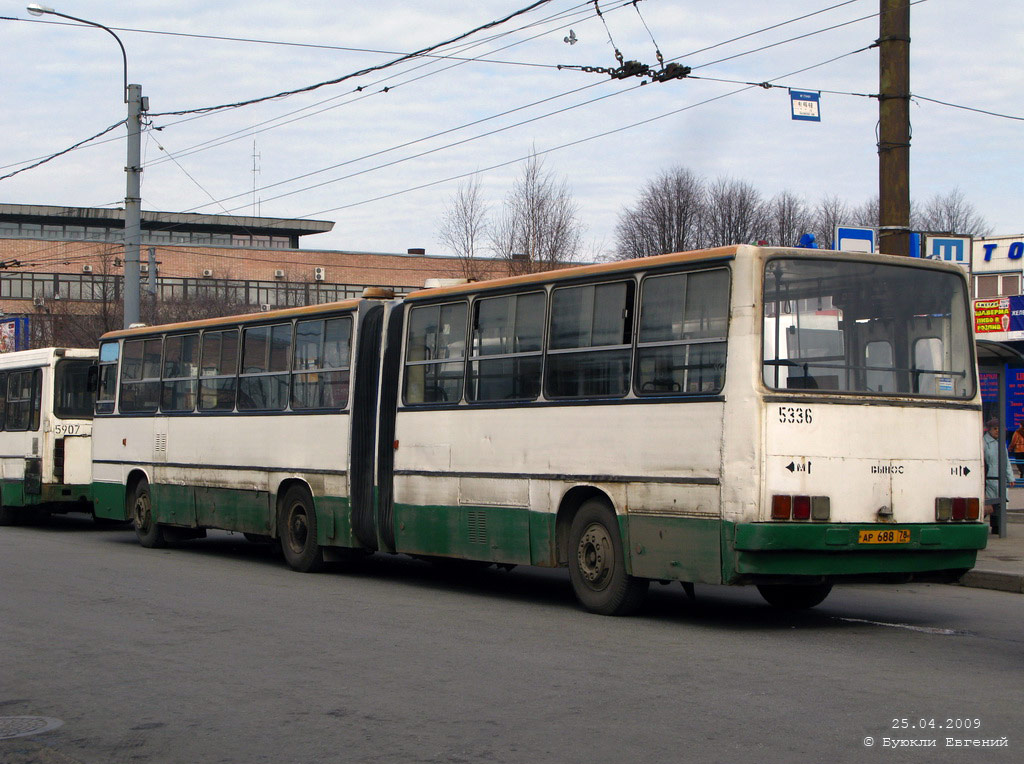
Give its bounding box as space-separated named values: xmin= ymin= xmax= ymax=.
xmin=771 ymin=495 xmax=792 ymax=520
xmin=935 ymin=497 xmax=980 ymax=521
xmin=793 ymin=496 xmax=811 ymax=520
xmin=770 ymin=495 xmax=830 ymax=521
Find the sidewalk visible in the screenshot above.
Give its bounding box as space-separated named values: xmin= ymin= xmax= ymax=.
xmin=957 ymin=509 xmax=1024 ymax=594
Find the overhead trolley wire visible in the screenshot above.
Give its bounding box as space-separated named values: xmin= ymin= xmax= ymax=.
xmin=183 ymin=3 xmax=894 ymax=217
xmin=143 ymin=1 xmax=610 ymax=171
xmin=293 ymin=44 xmax=877 ymax=221
xmin=0 ymin=119 xmax=126 ymax=181
xmin=147 ymin=0 xmax=558 ymax=117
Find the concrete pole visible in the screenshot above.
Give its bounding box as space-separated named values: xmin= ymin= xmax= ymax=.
xmin=878 ymin=0 xmax=911 ymax=256
xmin=123 ymin=83 xmax=143 ymax=328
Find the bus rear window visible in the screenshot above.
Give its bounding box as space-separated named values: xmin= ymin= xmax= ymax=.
xmin=762 ymin=258 xmax=974 ymax=398
xmin=54 ymin=360 xmax=95 ymax=419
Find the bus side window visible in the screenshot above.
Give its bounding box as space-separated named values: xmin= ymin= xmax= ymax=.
xmin=97 ymin=341 xmax=119 ymax=414
xmin=161 ymin=333 xmax=200 ymax=413
xmin=636 ymin=269 xmax=729 ymax=396
xmin=31 ymin=369 xmax=41 ymax=431
xmin=238 ymin=323 xmax=291 ymax=411
xmin=199 ymin=329 xmax=239 ymax=412
xmin=468 ymin=292 xmax=543 ymax=402
xmin=403 ymin=302 xmax=467 ymax=404
xmin=546 ymin=281 xmax=633 ymax=399
xmin=6 ymin=370 xmax=34 ymax=431
xmin=291 ymin=316 xmax=352 ymax=410
xmin=120 ymin=338 xmax=162 ymax=413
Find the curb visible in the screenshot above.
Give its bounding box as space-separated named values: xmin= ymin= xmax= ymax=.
xmin=958 ymin=569 xmax=1024 ymax=594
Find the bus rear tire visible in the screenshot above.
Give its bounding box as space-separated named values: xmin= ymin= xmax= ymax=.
xmin=131 ymin=480 xmax=167 ymax=549
xmin=757 ymin=583 xmax=832 ymax=610
xmin=568 ymin=499 xmax=648 ymax=615
xmin=279 ymin=486 xmax=324 ymax=573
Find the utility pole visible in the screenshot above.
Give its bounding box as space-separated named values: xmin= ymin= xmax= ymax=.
xmin=124 ymin=83 xmax=145 ymax=328
xmin=878 ymin=0 xmax=911 ymax=256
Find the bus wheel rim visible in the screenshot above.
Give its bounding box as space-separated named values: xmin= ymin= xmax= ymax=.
xmin=577 ymin=522 xmax=612 ymax=589
xmin=287 ymin=505 xmax=308 ymax=554
xmin=133 ymin=494 xmax=150 ymax=532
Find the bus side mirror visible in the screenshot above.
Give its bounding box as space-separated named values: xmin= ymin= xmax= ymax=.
xmin=87 ymin=364 xmax=99 ymax=393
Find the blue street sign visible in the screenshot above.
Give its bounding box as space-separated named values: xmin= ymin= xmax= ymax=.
xmin=835 ymin=226 xmax=875 ymax=253
xmin=790 ymin=90 xmax=821 ymax=122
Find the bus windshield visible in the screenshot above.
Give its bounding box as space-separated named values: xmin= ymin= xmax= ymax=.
xmin=762 ymin=257 xmax=974 ymax=398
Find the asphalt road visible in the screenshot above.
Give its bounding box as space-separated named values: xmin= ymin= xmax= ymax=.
xmin=1 ymin=515 xmax=1021 ymax=764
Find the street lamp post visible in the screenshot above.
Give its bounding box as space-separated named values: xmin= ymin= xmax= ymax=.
xmin=27 ymin=3 xmax=145 ymax=329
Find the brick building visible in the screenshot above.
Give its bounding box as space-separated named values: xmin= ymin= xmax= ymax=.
xmin=0 ymin=204 xmax=507 ymax=346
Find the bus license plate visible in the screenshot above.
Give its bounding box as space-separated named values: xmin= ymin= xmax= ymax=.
xmin=858 ymin=529 xmax=911 ymax=544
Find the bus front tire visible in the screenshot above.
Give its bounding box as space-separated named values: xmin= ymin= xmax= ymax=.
xmin=278 ymin=486 xmax=324 ymax=573
xmin=757 ymin=583 xmax=832 ymax=610
xmin=568 ymin=499 xmax=648 ymax=616
xmin=131 ymin=481 xmax=167 ymax=549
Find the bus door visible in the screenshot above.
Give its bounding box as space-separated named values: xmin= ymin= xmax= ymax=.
xmin=373 ymin=300 xmax=405 ymax=554
xmin=349 ymin=300 xmax=386 ymax=551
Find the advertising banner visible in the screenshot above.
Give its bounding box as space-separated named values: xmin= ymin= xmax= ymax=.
xmin=0 ymin=317 xmax=30 ymax=352
xmin=974 ymin=298 xmax=1010 ymax=333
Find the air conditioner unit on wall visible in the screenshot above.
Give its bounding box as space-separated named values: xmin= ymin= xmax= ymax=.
xmin=314 ymin=266 xmax=325 ymax=281
xmin=140 ymin=263 xmax=149 ymax=273
xmin=82 ymin=264 xmax=93 ymax=273
xmin=202 ymin=268 xmax=214 ymax=278
xmin=260 ymin=304 xmax=271 ymax=312
xmin=33 ymin=297 xmax=45 ymax=308
xmin=274 ymin=269 xmax=285 ymax=279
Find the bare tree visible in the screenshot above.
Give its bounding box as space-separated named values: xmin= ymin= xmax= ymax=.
xmin=39 ymin=247 xmax=124 ymax=348
xmin=489 ymin=151 xmax=583 ymax=275
xmin=764 ymin=190 xmax=814 ymax=247
xmin=917 ymin=187 xmax=991 ymax=236
xmin=614 ymin=166 xmax=706 ymax=259
xmin=704 ymin=177 xmax=766 ymax=247
xmin=848 ymin=195 xmax=879 ymax=228
xmin=811 ymin=194 xmax=852 ymax=249
xmin=438 ymin=174 xmax=489 ymax=279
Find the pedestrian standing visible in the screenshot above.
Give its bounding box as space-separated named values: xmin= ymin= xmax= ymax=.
xmin=1009 ymin=421 xmax=1024 ymax=478
xmin=983 ymin=418 xmax=1010 ymax=534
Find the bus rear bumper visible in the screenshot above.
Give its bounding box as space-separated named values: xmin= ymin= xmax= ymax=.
xmin=724 ymin=522 xmax=989 ymax=585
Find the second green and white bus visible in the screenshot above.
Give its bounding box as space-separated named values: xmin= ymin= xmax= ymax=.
xmin=0 ymin=347 xmax=97 ymax=524
xmin=91 ymin=245 xmax=987 ymax=614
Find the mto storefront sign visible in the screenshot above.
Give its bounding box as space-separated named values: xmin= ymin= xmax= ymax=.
xmin=977 ymin=237 xmax=1024 ymax=263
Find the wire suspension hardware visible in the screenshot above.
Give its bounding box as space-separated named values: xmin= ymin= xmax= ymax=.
xmin=558 ymin=60 xmax=690 ymax=81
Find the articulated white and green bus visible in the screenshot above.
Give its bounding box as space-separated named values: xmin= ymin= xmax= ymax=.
xmin=91 ymin=245 xmax=987 ymax=614
xmin=0 ymin=347 xmax=97 ymax=524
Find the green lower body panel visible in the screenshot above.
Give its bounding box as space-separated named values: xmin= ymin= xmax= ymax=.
xmin=92 ymin=482 xmax=128 ymax=521
xmin=626 ymin=515 xmax=722 ymax=583
xmin=723 ymin=522 xmax=989 ymax=583
xmin=91 ymin=480 xmax=355 ymax=546
xmin=394 ymin=503 xmax=536 ymax=565
xmin=2 ymin=480 xmax=91 ymax=509
xmin=1 ymin=479 xmax=26 ymax=508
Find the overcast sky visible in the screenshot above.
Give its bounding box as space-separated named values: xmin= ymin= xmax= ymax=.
xmin=2 ymin=0 xmax=1021 ymax=258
